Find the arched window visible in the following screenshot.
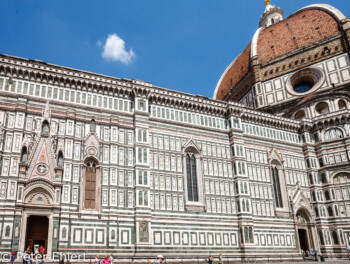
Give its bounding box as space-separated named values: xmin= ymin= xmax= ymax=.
xmin=327 ymin=206 xmax=334 ymax=217
xmin=246 ymin=200 xmax=250 ymax=212
xmin=332 ymin=231 xmax=339 ymax=245
xmin=144 ymin=192 xmax=148 ymax=206
xmin=333 ymin=172 xmax=350 ymax=184
xmin=85 ymin=160 xmax=97 ymax=209
xmin=5 ymin=226 xmax=10 ymax=237
xmin=325 ymin=191 xmax=330 ymax=200
xmin=143 ymin=130 xmax=147 ymax=142
xmin=139 ymin=191 xmax=143 ymax=205
xmin=312 ymin=191 xmax=316 ymax=201
xmin=144 ymin=171 xmax=147 ymax=185
xmin=244 ymin=227 xmax=249 ymax=243
xmin=143 ymin=149 xmax=147 ymax=163
xmin=324 ymin=128 xmax=344 ymax=141
xmin=315 ymin=102 xmax=329 ymax=115
xmin=338 ymin=100 xmax=347 ymax=110
xmin=271 ymin=18 xmax=275 ymax=25
xmin=21 ymin=146 xmax=28 ymax=163
xmin=57 ymin=151 xmax=64 ymax=168
xmin=186 ymin=154 xmax=198 ymax=202
xmin=90 ymin=119 xmax=96 ymax=132
xmin=138 ymin=130 xmax=142 ymax=141
xmin=295 ymin=110 xmax=306 ymax=120
xmin=139 ymin=222 xmax=148 ymax=242
xmin=249 ymin=227 xmax=253 ymax=243
xmin=318 ymin=230 xmax=324 ymax=245
xmin=321 ymin=173 xmax=327 ymax=184
xmin=138 ymin=171 xmax=142 ymax=185
xmin=138 ymin=149 xmax=142 ymax=162
xmin=271 ymin=167 xmax=283 ymax=208
xmin=315 ymin=207 xmax=319 ymax=217
xmin=62 ymin=227 xmax=67 ymax=239
xmin=308 ymin=174 xmax=314 ymax=185
xmin=111 ymin=230 xmax=115 ymax=240
xmin=42 ymin=120 xmax=50 ymax=135
xmin=334 ymin=205 xmax=339 ymax=216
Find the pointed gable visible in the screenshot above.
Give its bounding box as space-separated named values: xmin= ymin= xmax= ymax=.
xmin=26 ymin=137 xmax=56 ymax=180
xmin=84 ymin=132 xmax=100 ymax=158
xmin=268 ymin=145 xmax=284 ymax=164
xmin=182 ymin=138 xmax=201 ymax=154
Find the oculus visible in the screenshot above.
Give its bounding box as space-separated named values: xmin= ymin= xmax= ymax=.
xmin=36 ymin=164 xmax=48 ymax=175
xmin=286 ymin=68 xmax=324 ymax=96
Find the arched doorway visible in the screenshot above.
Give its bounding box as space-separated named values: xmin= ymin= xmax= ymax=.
xmin=295 ymin=209 xmax=316 ymax=252
xmin=25 ymin=215 xmax=49 ymax=254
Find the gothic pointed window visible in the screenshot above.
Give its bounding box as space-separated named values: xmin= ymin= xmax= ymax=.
xmin=244 ymin=227 xmax=249 ymax=243
xmin=249 ymin=227 xmax=253 ymax=243
xmin=85 ymin=160 xmax=97 ymax=209
xmin=62 ymin=227 xmax=67 ymax=239
xmin=327 ymin=206 xmax=334 ymax=217
xmin=325 ymin=190 xmax=330 ymax=200
xmin=5 ymin=226 xmax=10 ymax=237
xmin=186 ymin=154 xmax=198 ymax=202
xmin=138 ymin=130 xmax=142 ymax=142
xmin=143 ymin=171 xmax=147 ymax=185
xmin=20 ymin=146 xmax=28 ymax=163
xmin=271 ymin=167 xmax=283 ymax=208
xmin=90 ymin=119 xmax=96 ymax=132
xmin=57 ymin=151 xmax=64 ymax=168
xmin=138 ymin=149 xmax=142 ymax=162
xmin=138 ymin=171 xmax=142 ymax=185
xmin=144 ymin=192 xmax=148 ymax=206
xmin=139 ymin=191 xmax=143 ymax=205
xmin=332 ymin=231 xmax=339 ymax=245
xmin=42 ymin=120 xmax=50 ymax=135
xmin=139 ymin=222 xmax=148 ymax=242
xmin=308 ymin=173 xmax=314 ymax=185
xmin=143 ymin=130 xmax=147 ymax=142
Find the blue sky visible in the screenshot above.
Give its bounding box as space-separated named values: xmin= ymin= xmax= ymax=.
xmin=1 ymin=0 xmax=349 ymax=98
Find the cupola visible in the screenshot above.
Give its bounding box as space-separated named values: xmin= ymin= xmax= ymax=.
xmin=259 ymin=1 xmax=283 ymax=28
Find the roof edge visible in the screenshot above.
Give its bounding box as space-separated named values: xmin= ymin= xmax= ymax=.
xmin=296 ymin=4 xmax=346 ymax=22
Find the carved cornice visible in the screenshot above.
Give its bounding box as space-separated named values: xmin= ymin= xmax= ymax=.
xmin=0 ymin=53 xmax=309 ymax=132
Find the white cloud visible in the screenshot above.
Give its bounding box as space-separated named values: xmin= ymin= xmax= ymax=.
xmin=102 ymin=33 xmax=135 ymax=64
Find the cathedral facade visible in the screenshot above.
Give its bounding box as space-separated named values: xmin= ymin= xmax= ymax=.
xmin=0 ymin=3 xmax=349 ymax=261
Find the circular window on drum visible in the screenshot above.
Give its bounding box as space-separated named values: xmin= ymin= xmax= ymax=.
xmin=286 ymin=68 xmax=324 ymax=96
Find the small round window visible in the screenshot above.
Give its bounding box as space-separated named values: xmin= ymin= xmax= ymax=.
xmin=294 ymin=81 xmax=313 ymax=93
xmin=286 ymin=68 xmax=324 ymax=96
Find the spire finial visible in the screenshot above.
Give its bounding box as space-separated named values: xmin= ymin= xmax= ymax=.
xmin=43 ymin=101 xmax=51 ymax=120
xmin=264 ymin=0 xmax=271 ymax=5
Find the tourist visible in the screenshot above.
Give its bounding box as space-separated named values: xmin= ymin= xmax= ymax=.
xmin=11 ymin=252 xmax=16 ymax=264
xmin=94 ymin=256 xmax=100 ymax=264
xmin=208 ymin=255 xmax=213 ymax=264
xmin=34 ymin=247 xmax=39 ymax=255
xmin=153 ymin=255 xmax=164 ymax=264
xmin=36 ymin=254 xmax=41 ymax=264
xmin=27 ymin=253 xmax=33 ymax=264
xmin=314 ymin=249 xmax=318 ymax=261
xmin=218 ymin=253 xmax=223 ymax=264
xmin=110 ymin=255 xmax=114 ymax=264
xmin=39 ymin=245 xmax=44 ymax=255
xmin=102 ymin=255 xmax=110 ymax=264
